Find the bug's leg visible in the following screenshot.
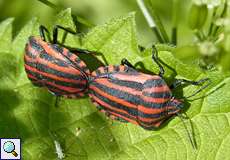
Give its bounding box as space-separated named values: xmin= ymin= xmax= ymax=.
xmin=121 ymin=58 xmax=136 ymax=69
xmin=170 ymin=78 xmax=210 ymax=89
xmin=39 ymin=25 xmax=51 ymax=42
xmin=67 ymin=48 xmax=109 ymax=66
xmin=171 ymin=78 xmax=211 ymax=98
xmin=152 ymin=46 xmax=165 ymax=77
xmin=53 ymin=25 xmax=109 ymax=65
xmin=55 ymin=96 xmax=61 ymax=108
xmin=52 ymin=25 xmax=77 ymax=44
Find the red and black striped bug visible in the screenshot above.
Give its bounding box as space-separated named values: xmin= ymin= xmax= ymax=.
xmin=24 ymin=25 xmax=92 ymax=100
xmin=88 ymin=46 xmax=210 ymax=148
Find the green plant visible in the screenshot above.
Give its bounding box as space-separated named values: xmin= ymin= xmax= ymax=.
xmin=0 ymin=4 xmax=230 ymax=160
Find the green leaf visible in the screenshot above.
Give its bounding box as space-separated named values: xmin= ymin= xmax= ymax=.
xmin=54 ymin=8 xmax=81 ymax=48
xmin=83 ymin=12 xmax=140 ymax=65
xmin=0 ymin=18 xmax=14 ymax=53
xmin=0 ymin=8 xmax=230 ymax=160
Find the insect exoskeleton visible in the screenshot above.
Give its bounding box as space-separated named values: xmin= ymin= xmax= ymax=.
xmin=88 ymin=64 xmax=184 ymax=130
xmin=88 ymin=46 xmax=210 ymax=130
xmin=24 ymin=25 xmax=91 ymax=98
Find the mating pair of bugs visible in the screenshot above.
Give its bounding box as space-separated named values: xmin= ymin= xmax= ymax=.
xmin=24 ymin=25 xmax=210 ymax=147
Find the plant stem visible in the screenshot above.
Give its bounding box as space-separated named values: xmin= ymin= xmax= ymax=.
xmin=136 ymin=0 xmax=164 ymax=43
xmin=37 ymin=0 xmax=60 ymax=10
xmin=147 ymin=0 xmax=170 ymax=43
xmin=37 ymin=0 xmax=95 ymax=28
xmin=172 ymin=0 xmax=178 ymax=45
xmin=212 ymin=2 xmax=228 ymax=37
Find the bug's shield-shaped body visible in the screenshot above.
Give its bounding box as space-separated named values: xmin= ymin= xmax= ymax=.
xmin=89 ymin=65 xmax=183 ymax=130
xmin=24 ymin=36 xmax=90 ymax=98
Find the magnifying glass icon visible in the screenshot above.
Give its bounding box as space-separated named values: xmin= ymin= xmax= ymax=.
xmin=3 ymin=141 xmax=18 ymax=157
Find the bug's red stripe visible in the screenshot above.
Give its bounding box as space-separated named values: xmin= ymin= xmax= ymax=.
xmin=37 ymin=39 xmax=67 ymax=61
xmin=92 ymin=65 xmax=126 ymax=76
xmin=90 ymin=94 xmax=135 ymax=118
xmin=90 ymin=84 xmax=168 ymax=116
xmin=138 ymin=118 xmax=166 ymax=128
xmin=27 ymin=74 xmax=82 ymax=93
xmin=90 ymin=92 xmax=166 ymax=123
xmin=98 ymin=67 xmax=105 ymax=74
xmin=25 ymin=55 xmax=82 ymax=76
xmin=142 ymin=96 xmax=169 ymax=103
xmin=138 ymin=116 xmax=164 ymax=124
xmin=38 ymin=80 xmax=81 ymax=93
xmin=91 ymin=76 xmax=167 ymax=103
xmin=47 ymin=87 xmax=66 ymax=95
xmin=91 ymin=78 xmax=169 ymax=105
xmin=95 ymin=78 xmax=142 ymax=96
xmin=137 ymin=105 xmax=166 ymax=115
xmin=25 ymin=64 xmax=85 ymax=84
xmin=27 ymin=74 xmax=37 ymax=81
xmin=62 ymin=48 xmax=80 ymax=65
xmin=143 ymin=85 xmax=170 ymax=93
xmin=62 ymin=48 xmax=90 ymax=74
xmin=107 ymin=111 xmax=138 ymax=125
xmin=112 ymin=73 xmax=160 ymax=84
xmin=89 ymin=85 xmax=137 ymax=109
xmin=26 ymin=44 xmax=38 ymax=58
xmin=110 ymin=110 xmax=166 ymax=127
xmin=63 ymin=93 xmax=84 ymax=98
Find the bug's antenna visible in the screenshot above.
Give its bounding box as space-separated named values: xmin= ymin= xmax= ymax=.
xmin=185 ymin=78 xmax=211 ymax=99
xmin=176 ymin=113 xmax=197 ymax=149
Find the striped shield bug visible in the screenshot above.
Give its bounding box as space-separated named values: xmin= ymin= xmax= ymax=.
xmin=88 ymin=46 xmax=210 ymax=148
xmin=24 ymin=25 xmax=93 ymax=99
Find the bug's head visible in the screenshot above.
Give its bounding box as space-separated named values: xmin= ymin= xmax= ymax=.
xmin=167 ymin=98 xmax=184 ymax=115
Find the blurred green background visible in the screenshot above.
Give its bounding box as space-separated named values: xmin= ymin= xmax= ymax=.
xmin=0 ymin=0 xmax=192 ymax=46
xmin=1 ymin=0 xmax=229 ymax=71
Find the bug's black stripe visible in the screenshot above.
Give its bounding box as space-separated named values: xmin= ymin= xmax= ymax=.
xmin=108 ymin=79 xmax=143 ymax=91
xmin=32 ymin=78 xmax=85 ymax=95
xmin=142 ymin=91 xmax=172 ymax=99
xmin=92 ymin=91 xmax=163 ymax=125
xmin=91 ymin=82 xmax=168 ymax=108
xmin=93 ymin=65 xmax=129 ymax=76
xmin=95 ymin=69 xmax=102 ymax=76
xmin=139 ymin=122 xmax=163 ymax=130
xmin=91 ymin=81 xmax=140 ymax=104
xmin=90 ymin=89 xmax=162 ymax=118
xmin=29 ymin=37 xmax=45 ymax=52
xmin=113 ymin=65 xmax=121 ymax=72
xmin=29 ymin=79 xmax=43 ymax=87
xmin=50 ymin=44 xmax=64 ymax=55
xmin=105 ymin=108 xmax=137 ymax=123
xmin=74 ymin=57 xmax=82 ymax=64
xmin=26 ymin=69 xmax=86 ymax=88
xmin=50 ymin=44 xmax=87 ymax=68
xmin=50 ymin=45 xmax=89 ymax=73
xmin=29 ymin=40 xmax=89 ymax=71
xmin=27 ymin=40 xmax=71 ymax=67
xmin=25 ymin=45 xmax=37 ymax=59
xmin=52 ymin=45 xmax=82 ymax=65
xmin=144 ymin=79 xmax=167 ymax=88
xmin=103 ymin=66 xmax=109 ymax=73
xmin=25 ymin=61 xmax=83 ymax=81
xmin=39 ymin=52 xmax=70 ymax=67
xmin=91 ymin=90 xmax=138 ymax=116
